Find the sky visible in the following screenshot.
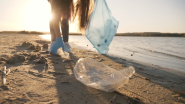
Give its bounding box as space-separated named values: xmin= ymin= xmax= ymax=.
xmin=0 ymin=0 xmax=185 ymax=33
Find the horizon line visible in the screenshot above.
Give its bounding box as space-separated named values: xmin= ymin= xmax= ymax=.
xmin=0 ymin=30 xmax=184 ymax=34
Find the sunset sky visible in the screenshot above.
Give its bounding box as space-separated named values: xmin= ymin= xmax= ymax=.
xmin=0 ymin=0 xmax=185 ymax=33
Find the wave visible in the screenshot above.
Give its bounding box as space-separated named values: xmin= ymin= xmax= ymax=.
xmin=136 ymin=47 xmax=185 ymax=60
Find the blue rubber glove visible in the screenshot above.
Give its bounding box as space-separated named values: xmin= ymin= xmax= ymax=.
xmin=50 ymin=37 xmax=65 ymax=54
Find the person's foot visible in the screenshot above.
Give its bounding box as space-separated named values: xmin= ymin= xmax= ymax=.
xmin=64 ymin=42 xmax=71 ymax=53
xmin=50 ymin=37 xmax=65 ymax=54
xmin=48 ymin=41 xmax=55 ymax=52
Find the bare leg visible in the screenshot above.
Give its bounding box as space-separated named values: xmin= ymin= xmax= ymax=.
xmin=52 ymin=19 xmax=61 ymax=38
xmin=50 ymin=20 xmax=56 ymax=42
xmin=50 ymin=12 xmax=62 ymax=40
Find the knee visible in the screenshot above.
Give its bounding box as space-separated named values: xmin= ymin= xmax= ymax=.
xmin=50 ymin=13 xmax=61 ymax=23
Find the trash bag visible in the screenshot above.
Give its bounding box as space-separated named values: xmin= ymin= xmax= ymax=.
xmin=74 ymin=58 xmax=135 ymax=92
xmin=85 ymin=0 xmax=119 ymax=54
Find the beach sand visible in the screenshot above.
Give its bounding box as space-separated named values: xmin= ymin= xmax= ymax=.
xmin=0 ymin=34 xmax=185 ymax=104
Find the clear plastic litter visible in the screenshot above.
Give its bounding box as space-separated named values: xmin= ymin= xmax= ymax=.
xmin=57 ymin=48 xmax=70 ymax=59
xmin=74 ymin=58 xmax=135 ymax=92
xmin=85 ymin=0 xmax=119 ymax=54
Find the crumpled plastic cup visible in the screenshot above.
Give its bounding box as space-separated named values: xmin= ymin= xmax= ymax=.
xmin=74 ymin=58 xmax=135 ymax=92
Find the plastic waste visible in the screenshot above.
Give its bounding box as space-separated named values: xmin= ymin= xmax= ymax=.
xmin=57 ymin=48 xmax=70 ymax=59
xmin=85 ymin=0 xmax=119 ymax=54
xmin=74 ymin=58 xmax=135 ymax=92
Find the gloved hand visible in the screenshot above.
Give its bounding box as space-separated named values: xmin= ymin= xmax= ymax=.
xmin=50 ymin=37 xmax=65 ymax=54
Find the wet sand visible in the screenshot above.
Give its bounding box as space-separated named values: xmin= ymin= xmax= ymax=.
xmin=0 ymin=34 xmax=185 ymax=104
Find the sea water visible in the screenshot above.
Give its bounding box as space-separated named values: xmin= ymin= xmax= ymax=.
xmin=41 ymin=35 xmax=185 ymax=72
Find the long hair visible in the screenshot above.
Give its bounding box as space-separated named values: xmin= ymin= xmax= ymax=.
xmin=74 ymin=0 xmax=94 ymax=31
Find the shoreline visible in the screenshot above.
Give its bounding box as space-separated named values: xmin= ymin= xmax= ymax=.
xmin=1 ymin=32 xmax=185 ymax=37
xmin=70 ymin=41 xmax=185 ymax=77
xmin=0 ymin=34 xmax=185 ymax=104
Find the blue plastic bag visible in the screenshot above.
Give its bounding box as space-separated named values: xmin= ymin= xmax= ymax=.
xmin=85 ymin=0 xmax=119 ymax=54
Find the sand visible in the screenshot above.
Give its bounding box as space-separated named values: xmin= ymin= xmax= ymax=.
xmin=0 ymin=34 xmax=185 ymax=104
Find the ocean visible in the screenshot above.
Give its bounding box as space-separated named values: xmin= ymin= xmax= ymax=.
xmin=41 ymin=35 xmax=185 ymax=72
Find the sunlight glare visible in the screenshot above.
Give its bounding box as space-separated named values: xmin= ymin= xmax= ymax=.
xmin=24 ymin=0 xmax=51 ymax=32
xmin=40 ymin=34 xmax=51 ymax=41
xmin=24 ymin=0 xmax=77 ymax=33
